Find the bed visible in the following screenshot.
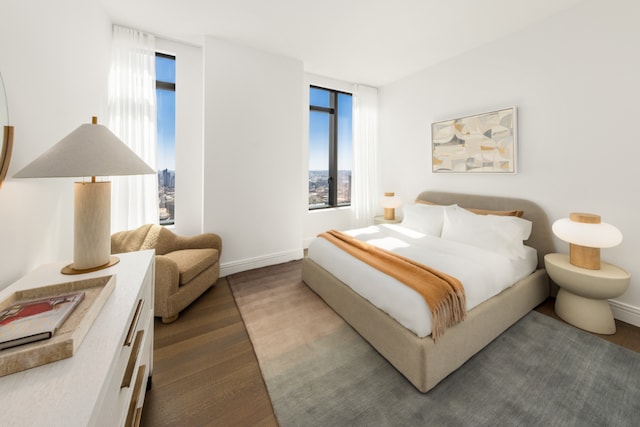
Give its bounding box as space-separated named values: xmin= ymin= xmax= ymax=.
xmin=302 ymin=191 xmax=554 ymax=392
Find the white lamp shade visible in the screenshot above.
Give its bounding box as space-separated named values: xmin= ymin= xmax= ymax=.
xmin=14 ymin=122 xmax=154 ymax=178
xmin=381 ymin=192 xmax=401 ymax=208
xmin=552 ymin=218 xmax=622 ymax=248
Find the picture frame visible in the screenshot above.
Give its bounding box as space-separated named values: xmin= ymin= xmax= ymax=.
xmin=431 ymin=106 xmax=517 ymax=173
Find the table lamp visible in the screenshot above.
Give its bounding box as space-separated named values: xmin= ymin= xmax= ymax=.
xmin=14 ymin=117 xmax=154 ymax=274
xmin=381 ymin=192 xmax=401 ymax=220
xmin=552 ymin=212 xmax=622 ymax=270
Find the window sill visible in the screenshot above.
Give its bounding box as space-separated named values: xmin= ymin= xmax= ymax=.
xmin=308 ymin=206 xmax=352 ymax=214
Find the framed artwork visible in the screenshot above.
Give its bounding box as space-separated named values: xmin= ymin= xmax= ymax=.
xmin=431 ymin=106 xmax=517 ymax=173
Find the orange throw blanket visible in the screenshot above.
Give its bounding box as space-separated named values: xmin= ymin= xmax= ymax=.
xmin=318 ymin=230 xmax=466 ymax=340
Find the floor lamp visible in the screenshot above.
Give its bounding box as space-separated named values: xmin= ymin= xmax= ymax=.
xmin=14 ymin=117 xmax=154 ymax=274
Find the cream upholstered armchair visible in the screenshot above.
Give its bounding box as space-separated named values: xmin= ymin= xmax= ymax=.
xmin=111 ymin=224 xmax=222 ymax=323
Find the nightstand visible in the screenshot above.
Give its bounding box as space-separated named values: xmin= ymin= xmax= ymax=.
xmin=374 ymin=215 xmax=402 ymax=225
xmin=544 ymin=253 xmax=630 ymax=334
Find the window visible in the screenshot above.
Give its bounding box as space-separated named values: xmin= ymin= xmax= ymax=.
xmin=308 ymin=86 xmax=352 ymax=209
xmin=156 ymin=53 xmax=176 ymax=225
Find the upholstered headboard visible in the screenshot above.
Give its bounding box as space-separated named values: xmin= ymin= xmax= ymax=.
xmin=416 ymin=191 xmax=554 ymax=268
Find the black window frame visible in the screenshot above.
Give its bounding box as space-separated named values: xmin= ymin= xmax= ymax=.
xmin=309 ymin=85 xmax=352 ymax=210
xmin=156 ymin=52 xmax=176 ymax=226
xmin=156 ymin=52 xmax=176 ymax=91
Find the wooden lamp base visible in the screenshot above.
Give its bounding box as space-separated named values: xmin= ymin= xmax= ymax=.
xmin=384 ymin=207 xmax=395 ymax=220
xmin=569 ymin=244 xmax=600 ymax=270
xmin=568 ymin=213 xmax=601 ymax=270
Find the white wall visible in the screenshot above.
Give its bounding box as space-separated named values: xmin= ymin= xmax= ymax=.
xmin=155 ymin=38 xmax=204 ymax=237
xmin=0 ymin=0 xmax=112 ymax=290
xmin=203 ymin=37 xmax=305 ymax=275
xmin=378 ymin=0 xmax=640 ymax=324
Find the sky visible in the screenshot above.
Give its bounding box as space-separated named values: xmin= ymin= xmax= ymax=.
xmin=156 ymin=55 xmax=176 ymax=171
xmin=309 ymin=88 xmax=353 ymax=172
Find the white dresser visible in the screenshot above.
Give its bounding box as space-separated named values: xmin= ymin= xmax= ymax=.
xmin=0 ymin=250 xmax=155 ymax=427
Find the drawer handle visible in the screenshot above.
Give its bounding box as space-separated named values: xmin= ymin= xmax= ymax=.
xmin=133 ymin=407 xmax=143 ymax=427
xmin=121 ymin=330 xmax=144 ymax=389
xmin=124 ymin=299 xmax=144 ymax=347
xmin=125 ymin=365 xmax=147 ymax=427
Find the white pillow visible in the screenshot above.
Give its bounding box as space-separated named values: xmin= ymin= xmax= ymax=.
xmin=441 ymin=206 xmax=532 ymax=258
xmin=400 ymin=203 xmax=448 ymax=236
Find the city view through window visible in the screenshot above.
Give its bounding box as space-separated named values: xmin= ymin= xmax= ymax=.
xmin=309 ymin=87 xmax=352 ymax=209
xmin=156 ymin=53 xmax=176 ymax=225
xmin=308 ymin=170 xmax=352 ymax=208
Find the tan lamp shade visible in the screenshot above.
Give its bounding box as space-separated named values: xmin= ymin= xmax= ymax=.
xmin=13 ymin=119 xmax=153 ymax=179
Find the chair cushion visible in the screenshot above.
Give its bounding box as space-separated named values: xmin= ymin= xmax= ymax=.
xmin=163 ymin=248 xmax=219 ymax=285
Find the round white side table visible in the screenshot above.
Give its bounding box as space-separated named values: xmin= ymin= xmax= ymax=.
xmin=544 ymin=253 xmax=630 ymax=334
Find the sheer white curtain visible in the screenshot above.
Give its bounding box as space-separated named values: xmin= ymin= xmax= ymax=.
xmin=108 ymin=25 xmax=158 ymax=232
xmin=351 ymin=84 xmax=379 ymax=228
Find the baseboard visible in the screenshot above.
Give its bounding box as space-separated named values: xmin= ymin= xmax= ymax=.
xmin=611 ymin=300 xmax=640 ymax=327
xmin=220 ymin=249 xmax=304 ymax=277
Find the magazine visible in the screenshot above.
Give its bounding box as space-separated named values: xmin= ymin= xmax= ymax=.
xmin=0 ymin=291 xmax=85 ymax=351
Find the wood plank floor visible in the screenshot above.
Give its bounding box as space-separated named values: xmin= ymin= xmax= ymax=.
xmin=141 ymin=274 xmax=639 ymax=427
xmin=141 ymin=276 xmax=278 ymax=427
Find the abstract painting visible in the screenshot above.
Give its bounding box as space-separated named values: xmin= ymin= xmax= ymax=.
xmin=431 ymin=107 xmax=517 ymax=173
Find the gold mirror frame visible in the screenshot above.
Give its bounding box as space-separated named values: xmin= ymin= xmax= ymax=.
xmin=0 ymin=72 xmax=12 ymax=189
xmin=0 ymin=125 xmax=14 ymax=188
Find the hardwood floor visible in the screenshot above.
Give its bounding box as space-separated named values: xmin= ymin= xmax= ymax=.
xmin=534 ymin=298 xmax=640 ymax=352
xmin=142 ymin=275 xmax=639 ymax=426
xmin=141 ymin=277 xmax=278 ymax=427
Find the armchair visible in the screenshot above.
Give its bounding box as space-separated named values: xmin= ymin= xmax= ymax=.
xmin=111 ymin=224 xmax=222 ymax=323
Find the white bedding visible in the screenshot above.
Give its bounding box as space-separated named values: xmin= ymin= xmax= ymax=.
xmin=307 ymin=224 xmax=538 ymax=338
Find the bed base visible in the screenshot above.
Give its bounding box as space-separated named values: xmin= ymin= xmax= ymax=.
xmin=302 ymin=257 xmax=549 ymax=392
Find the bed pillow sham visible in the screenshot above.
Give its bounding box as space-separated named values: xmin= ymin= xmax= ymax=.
xmin=416 ymin=199 xmax=524 ymax=218
xmin=400 ymin=203 xmax=449 ymax=236
xmin=441 ymin=205 xmax=532 ymax=259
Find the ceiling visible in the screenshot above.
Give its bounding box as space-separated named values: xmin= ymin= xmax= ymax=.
xmin=97 ymin=0 xmax=583 ymax=87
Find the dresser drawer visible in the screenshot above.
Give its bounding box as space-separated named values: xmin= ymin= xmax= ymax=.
xmin=91 ymin=256 xmax=154 ymax=426
xmin=0 ymin=250 xmax=155 ymax=426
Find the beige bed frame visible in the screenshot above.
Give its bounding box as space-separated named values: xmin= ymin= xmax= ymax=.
xmin=302 ymin=191 xmax=554 ymax=393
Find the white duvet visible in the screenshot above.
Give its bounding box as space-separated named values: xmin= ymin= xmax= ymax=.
xmin=307 ymin=224 xmax=538 ymax=338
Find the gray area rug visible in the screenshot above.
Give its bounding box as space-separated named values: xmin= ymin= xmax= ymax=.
xmin=229 ymin=261 xmax=640 ymax=427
